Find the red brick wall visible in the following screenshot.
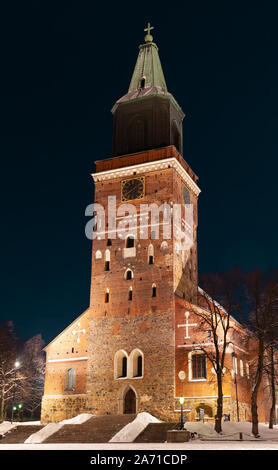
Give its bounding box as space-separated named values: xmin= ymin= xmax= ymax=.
xmin=41 ymin=310 xmax=90 ymax=422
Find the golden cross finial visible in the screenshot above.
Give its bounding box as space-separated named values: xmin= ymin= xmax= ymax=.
xmin=144 ymin=22 xmax=154 ymax=42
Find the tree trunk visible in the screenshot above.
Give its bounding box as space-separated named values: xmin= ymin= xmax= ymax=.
xmin=251 ymin=336 xmax=264 ymax=437
xmin=269 ymin=346 xmax=276 ymax=429
xmin=0 ymin=386 xmax=5 ymax=422
xmin=215 ymin=372 xmax=223 ymax=433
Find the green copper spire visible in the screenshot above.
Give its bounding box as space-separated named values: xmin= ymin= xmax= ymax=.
xmin=128 ymin=23 xmax=168 ymax=92
xmin=111 ymin=24 xmax=184 ymax=117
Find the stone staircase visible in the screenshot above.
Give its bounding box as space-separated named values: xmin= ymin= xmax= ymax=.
xmin=0 ymin=425 xmax=44 ymax=444
xmin=44 ymin=414 xmax=136 ymax=443
xmin=0 ymin=415 xmax=177 ymax=444
xmin=134 ymin=422 xmax=178 ymax=443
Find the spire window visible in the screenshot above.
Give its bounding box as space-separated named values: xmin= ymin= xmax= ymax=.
xmin=140 ymin=77 xmax=146 ymax=88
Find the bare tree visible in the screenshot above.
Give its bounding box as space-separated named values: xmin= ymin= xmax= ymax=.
xmin=246 ymin=270 xmax=278 ymax=436
xmin=21 ymin=334 xmax=45 ymax=420
xmin=260 ymin=270 xmax=278 ymax=429
xmin=0 ymin=323 xmax=45 ymax=422
xmin=0 ymin=322 xmax=21 ymax=421
xmin=264 ymin=343 xmax=278 ymax=428
xmin=194 ymin=270 xmax=243 ymax=433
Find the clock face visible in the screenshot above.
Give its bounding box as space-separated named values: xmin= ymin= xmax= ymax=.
xmin=121 ymin=177 xmax=145 ymax=202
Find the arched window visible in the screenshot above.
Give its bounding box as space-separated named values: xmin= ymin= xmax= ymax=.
xmin=105 ymin=288 xmax=110 ymax=303
xmin=122 ymin=357 xmax=127 ymax=377
xmin=65 ymin=368 xmax=75 ymax=391
xmin=104 ymin=250 xmax=110 ymax=271
xmin=128 ymin=287 xmax=133 ymax=301
xmin=126 ymin=235 xmax=135 ymax=248
xmin=152 ymin=283 xmax=157 ymax=297
xmin=124 ymin=269 xmax=134 ymax=280
xmin=130 ymin=349 xmax=144 ymax=378
xmin=114 ymin=350 xmax=128 ymax=379
xmin=107 ymin=238 xmax=112 ymax=246
xmin=95 ymin=250 xmax=102 ymax=260
xmin=148 ymin=244 xmax=154 ymax=264
xmin=140 ymin=77 xmax=146 ymax=88
xmin=137 ymin=355 xmax=142 ymax=377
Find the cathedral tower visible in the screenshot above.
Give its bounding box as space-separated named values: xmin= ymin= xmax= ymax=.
xmin=86 ymin=25 xmax=200 ymax=419
xmin=41 ymin=26 xmax=272 ymax=425
xmin=41 ymin=25 xmax=202 ymax=423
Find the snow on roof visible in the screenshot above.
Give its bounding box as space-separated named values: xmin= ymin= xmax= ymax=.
xmin=198 ymin=286 xmax=242 ymax=328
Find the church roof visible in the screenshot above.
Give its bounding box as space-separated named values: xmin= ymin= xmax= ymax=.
xmin=43 ymin=308 xmax=90 ymax=351
xmin=112 ymin=25 xmax=184 ymax=116
xmin=128 ymin=41 xmax=167 ymax=93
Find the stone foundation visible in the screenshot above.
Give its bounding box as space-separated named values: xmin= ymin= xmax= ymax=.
xmin=41 ymin=395 xmax=87 ymax=424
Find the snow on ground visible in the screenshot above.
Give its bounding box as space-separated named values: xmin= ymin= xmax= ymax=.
xmin=3 ymin=413 xmax=278 ymax=448
xmin=0 ymin=420 xmax=41 ymax=436
xmin=0 ymin=421 xmax=17 ymax=436
xmin=15 ymin=421 xmax=41 ymax=425
xmin=24 ymin=422 xmax=64 ymax=444
xmin=61 ymin=413 xmax=93 ymax=425
xmin=185 ymin=421 xmax=278 ymax=440
xmin=109 ymin=412 xmax=161 ymax=443
xmin=24 ymin=413 xmax=93 ymax=444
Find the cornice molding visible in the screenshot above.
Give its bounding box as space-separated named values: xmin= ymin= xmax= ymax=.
xmin=92 ymin=157 xmax=201 ymax=197
xmin=48 ymin=357 xmax=88 ymax=363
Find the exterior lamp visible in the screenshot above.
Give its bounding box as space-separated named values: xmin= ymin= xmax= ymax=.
xmin=11 ymin=404 xmax=17 ymax=423
xmin=179 ymin=396 xmax=185 ymax=430
xmin=11 ymin=403 xmax=23 ymax=423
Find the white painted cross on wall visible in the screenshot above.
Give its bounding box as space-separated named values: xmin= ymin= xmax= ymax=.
xmin=178 ymin=311 xmax=197 ymax=339
xmin=72 ymin=322 xmax=86 ymax=344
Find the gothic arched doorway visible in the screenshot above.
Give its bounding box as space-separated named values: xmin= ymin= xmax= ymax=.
xmin=124 ymin=388 xmax=136 ymax=414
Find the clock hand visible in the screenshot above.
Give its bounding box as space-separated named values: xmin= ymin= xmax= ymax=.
xmin=125 ymin=184 xmax=140 ymax=198
xmin=124 ymin=187 xmax=136 ymax=198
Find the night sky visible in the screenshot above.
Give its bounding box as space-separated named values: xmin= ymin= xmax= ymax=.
xmin=1 ymin=2 xmax=277 ymax=345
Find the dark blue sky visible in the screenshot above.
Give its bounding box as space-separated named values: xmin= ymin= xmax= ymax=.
xmin=1 ymin=1 xmax=277 ymax=344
